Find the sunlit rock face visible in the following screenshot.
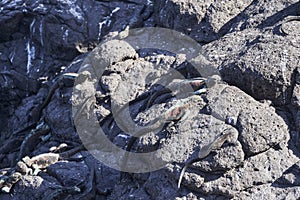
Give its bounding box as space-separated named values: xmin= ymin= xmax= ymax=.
xmin=1 ymin=0 xmax=300 ymax=199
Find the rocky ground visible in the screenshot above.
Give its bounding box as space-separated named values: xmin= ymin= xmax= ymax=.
xmin=0 ymin=0 xmax=300 ymax=199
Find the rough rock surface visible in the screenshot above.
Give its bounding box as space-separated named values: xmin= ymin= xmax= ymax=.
xmin=1 ymin=0 xmax=300 ymax=199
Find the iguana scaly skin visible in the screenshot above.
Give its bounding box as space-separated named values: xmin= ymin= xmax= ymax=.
xmin=125 ymin=99 xmax=190 ymax=153
xmin=0 ymin=145 xmax=85 ymax=193
xmin=177 ymin=132 xmax=232 ymax=189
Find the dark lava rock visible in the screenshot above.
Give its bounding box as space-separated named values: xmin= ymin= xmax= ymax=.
xmin=1 ymin=0 xmax=300 ymax=199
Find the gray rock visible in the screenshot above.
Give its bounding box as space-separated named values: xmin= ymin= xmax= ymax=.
xmin=0 ymin=0 xmax=149 ymax=134
xmin=0 ymin=175 xmax=59 ymax=200
xmin=154 ymin=0 xmax=252 ymax=43
xmin=1 ymin=0 xmax=300 ymax=199
xmin=292 ymin=84 xmax=300 ymax=107
xmin=274 ymin=160 xmax=300 ymax=187
xmin=208 ymin=85 xmax=289 ymax=156
xmin=236 ymin=184 xmax=300 ymax=200
xmin=200 ymin=144 xmax=298 ymax=197
xmin=204 ymin=28 xmax=300 ymax=105
xmin=46 ymin=161 xmax=88 ymax=187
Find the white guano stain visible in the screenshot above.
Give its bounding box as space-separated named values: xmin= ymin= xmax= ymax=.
xmin=63 ymin=29 xmax=69 ymax=42
xmin=98 ymin=7 xmax=120 ymax=40
xmin=39 ymin=19 xmax=44 ymax=46
xmin=9 ymin=49 xmax=15 ymax=64
xmin=30 ymin=18 xmax=36 ymax=35
xmin=26 ymin=41 xmax=35 ymax=74
xmin=147 ymin=0 xmax=153 ymax=5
